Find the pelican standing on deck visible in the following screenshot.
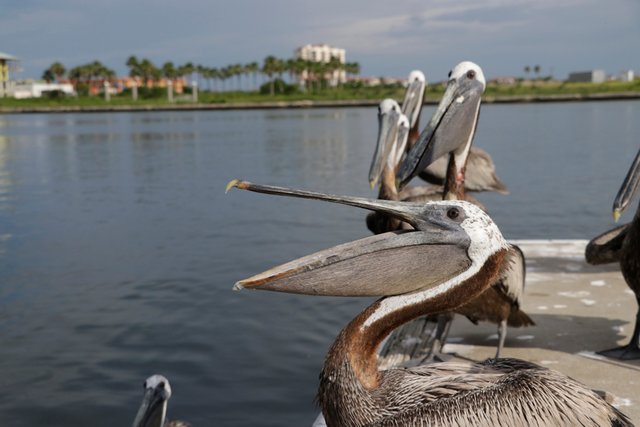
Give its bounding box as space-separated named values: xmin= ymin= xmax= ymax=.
xmin=396 ymin=62 xmax=532 ymax=360
xmin=227 ymin=179 xmax=631 ymax=427
xmin=132 ymin=375 xmax=190 ymax=427
xmin=398 ymin=69 xmax=508 ymax=194
xmin=586 ymin=146 xmax=640 ymax=360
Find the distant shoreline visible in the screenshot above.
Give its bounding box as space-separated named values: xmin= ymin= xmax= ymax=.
xmin=1 ymin=92 xmax=639 ymax=114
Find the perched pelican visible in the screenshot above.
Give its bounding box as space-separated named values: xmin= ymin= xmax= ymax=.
xmin=400 ymin=70 xmax=426 ymax=149
xmin=398 ymin=69 xmax=508 ymax=194
xmin=586 ymin=146 xmax=640 ymax=360
xmin=367 ymin=98 xmax=443 ymax=234
xmin=397 ymin=61 xmax=532 ymax=359
xmin=132 ymin=375 xmax=190 ymax=427
xmin=227 ymin=179 xmax=631 ymax=427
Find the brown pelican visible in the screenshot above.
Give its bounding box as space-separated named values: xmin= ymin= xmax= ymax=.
xmin=227 ymin=179 xmax=631 ymax=427
xmin=132 ymin=375 xmax=190 ymax=427
xmin=398 ymin=69 xmax=508 ymax=194
xmin=396 ymin=61 xmax=532 ymax=360
xmin=586 ymin=146 xmax=640 ymax=360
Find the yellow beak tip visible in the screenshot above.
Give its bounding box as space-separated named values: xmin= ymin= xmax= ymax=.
xmin=226 ymin=179 xmax=247 ymax=193
xmin=612 ymin=210 xmax=621 ymax=222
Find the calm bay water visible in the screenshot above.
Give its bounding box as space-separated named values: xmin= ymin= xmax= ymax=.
xmin=0 ymin=101 xmax=639 ymax=426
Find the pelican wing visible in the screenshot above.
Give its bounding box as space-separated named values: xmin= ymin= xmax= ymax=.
xmin=235 ymin=230 xmax=471 ymax=297
xmin=585 ymin=223 xmax=629 ymax=265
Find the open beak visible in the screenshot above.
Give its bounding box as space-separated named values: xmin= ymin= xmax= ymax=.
xmin=369 ymin=104 xmax=400 ymax=188
xmin=613 ymin=146 xmax=640 ymax=221
xmin=396 ymin=77 xmax=484 ymax=189
xmin=227 ymin=180 xmax=472 ymax=297
xmin=132 ymin=388 xmax=166 ymax=427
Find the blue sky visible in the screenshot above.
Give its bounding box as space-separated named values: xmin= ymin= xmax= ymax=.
xmin=1 ymin=0 xmax=639 ymax=82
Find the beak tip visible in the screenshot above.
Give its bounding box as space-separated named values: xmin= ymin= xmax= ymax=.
xmin=613 ymin=209 xmax=621 ymax=222
xmin=369 ymin=180 xmax=376 ymax=190
xmin=232 ymin=281 xmax=246 ymax=291
xmin=226 ymin=179 xmax=250 ymax=193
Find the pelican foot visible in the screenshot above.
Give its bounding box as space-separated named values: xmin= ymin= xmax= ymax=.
xmin=597 ymin=344 xmax=640 ymax=360
xmin=420 ymin=351 xmax=453 ymax=364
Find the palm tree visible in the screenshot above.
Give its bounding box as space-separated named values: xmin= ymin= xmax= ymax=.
xmin=345 ymin=62 xmax=360 ymax=81
xmin=262 ymin=55 xmax=278 ymax=96
xmin=43 ymin=61 xmax=66 ymax=82
xmin=533 ymin=65 xmax=541 ymax=80
xmin=524 ymin=65 xmax=531 ymax=80
xmin=328 ymin=55 xmax=343 ymax=88
xmin=245 ymin=62 xmax=259 ymax=91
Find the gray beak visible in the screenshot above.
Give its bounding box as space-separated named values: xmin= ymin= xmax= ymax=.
xmin=401 ymin=78 xmax=426 ymax=129
xmin=613 ymin=146 xmax=640 ymax=221
xmin=132 ymin=388 xmax=167 ymax=427
xmin=227 ymin=180 xmax=472 ymax=297
xmin=369 ymin=106 xmax=401 ymax=188
xmin=396 ymin=77 xmax=484 ymax=189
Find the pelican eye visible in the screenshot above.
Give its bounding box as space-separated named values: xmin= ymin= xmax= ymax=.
xmin=446 ymin=207 xmax=460 ymax=220
xmin=158 ymin=381 xmax=166 ymax=389
xmin=466 ymin=70 xmax=476 ymax=79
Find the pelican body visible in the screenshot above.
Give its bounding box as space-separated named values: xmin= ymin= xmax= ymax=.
xmin=586 ymin=146 xmax=640 ymax=359
xmin=228 ymin=180 xmax=631 ymax=427
xmin=393 ymin=62 xmax=532 ymax=359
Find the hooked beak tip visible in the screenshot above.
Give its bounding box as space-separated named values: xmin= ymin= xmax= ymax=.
xmin=226 ymin=179 xmax=250 ymax=193
xmin=232 ymin=281 xmax=246 ymax=291
xmin=613 ymin=209 xmax=621 ymax=222
xmin=369 ymin=180 xmax=377 ymax=190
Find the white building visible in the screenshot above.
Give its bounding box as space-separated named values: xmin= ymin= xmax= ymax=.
xmin=567 ymin=69 xmax=606 ymax=83
xmin=620 ymin=70 xmax=635 ymax=82
xmin=294 ymin=43 xmax=346 ymax=86
xmin=10 ymin=81 xmax=76 ymax=99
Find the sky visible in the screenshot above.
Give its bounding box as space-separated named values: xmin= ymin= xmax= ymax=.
xmin=1 ymin=0 xmax=639 ymax=82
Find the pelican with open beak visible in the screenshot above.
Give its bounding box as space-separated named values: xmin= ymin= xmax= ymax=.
xmin=226 ymin=179 xmax=630 ymax=427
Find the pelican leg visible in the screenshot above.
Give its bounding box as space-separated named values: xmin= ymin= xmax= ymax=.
xmin=421 ymin=313 xmax=454 ymax=363
xmin=598 ymin=302 xmax=640 ymax=360
xmin=495 ymin=319 xmax=507 ymax=359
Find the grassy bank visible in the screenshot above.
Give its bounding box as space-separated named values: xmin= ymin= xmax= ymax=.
xmin=1 ymin=79 xmax=639 ymax=111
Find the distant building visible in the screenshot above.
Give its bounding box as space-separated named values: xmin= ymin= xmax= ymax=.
xmin=10 ymin=81 xmax=76 ymax=99
xmin=567 ymin=70 xmax=606 ymax=83
xmin=0 ymin=51 xmax=19 ymax=97
xmin=294 ymin=43 xmax=346 ymax=86
xmin=619 ymin=70 xmax=635 ymax=82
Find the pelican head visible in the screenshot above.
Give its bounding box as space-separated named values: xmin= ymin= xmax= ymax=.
xmin=397 ymin=61 xmax=486 ymax=189
xmin=132 ymin=375 xmax=172 ymax=427
xmin=401 ymin=70 xmax=426 ymax=130
xmin=227 ymin=180 xmax=508 ymax=298
xmin=613 ymin=146 xmax=640 ymax=222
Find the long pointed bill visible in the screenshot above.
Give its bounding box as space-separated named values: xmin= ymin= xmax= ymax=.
xmin=401 ymin=78 xmax=426 ymax=129
xmin=227 ymin=180 xmax=430 ymax=228
xmin=132 ymin=389 xmax=166 ymax=427
xmin=227 ymin=180 xmax=473 ymax=296
xmin=369 ymin=107 xmax=400 ymax=188
xmin=613 ymin=146 xmax=640 ymax=221
xmin=396 ymin=78 xmax=483 ymax=189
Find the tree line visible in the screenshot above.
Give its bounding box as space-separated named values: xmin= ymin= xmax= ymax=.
xmin=41 ymin=55 xmax=361 ymax=96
